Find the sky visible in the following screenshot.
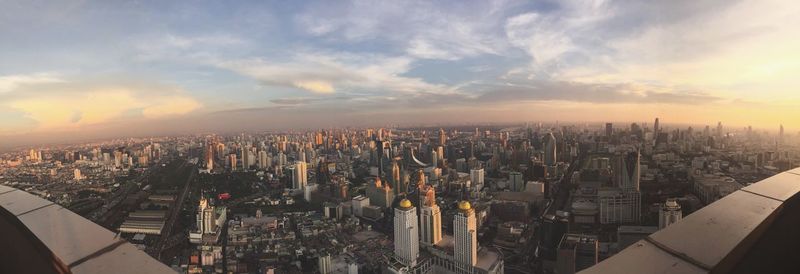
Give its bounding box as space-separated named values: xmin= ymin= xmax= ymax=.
xmin=1 ymin=0 xmax=799 ymax=146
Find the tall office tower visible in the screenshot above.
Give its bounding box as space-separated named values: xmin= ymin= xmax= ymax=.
xmin=391 ymin=160 xmax=401 ymax=192
xmin=616 ymin=151 xmax=641 ymax=191
xmin=605 ymin=123 xmax=613 ymax=138
xmin=366 ymin=177 xmax=394 ymax=208
xmin=544 ymin=132 xmax=557 ymax=166
xmin=293 ymin=161 xmax=308 ymax=190
xmin=470 ymin=168 xmax=485 ymax=190
xmin=420 ymin=201 xmax=442 ymax=246
xmin=197 ymin=198 xmax=217 ymax=234
xmin=659 ymin=199 xmax=682 ymax=229
xmin=509 ymin=171 xmax=524 ymax=191
xmin=420 ymin=184 xmax=436 ymax=207
xmin=438 ymin=128 xmax=446 ymax=146
xmin=454 ymin=201 xmax=478 ymax=267
xmin=654 ymin=117 xmax=660 ymax=136
xmin=717 ymin=122 xmax=723 ymax=138
xmin=394 ymin=199 xmax=419 ymax=266
xmin=557 ymin=234 xmax=599 ymax=274
xmin=258 ymin=150 xmax=268 ymax=169
xmin=431 ymin=150 xmax=439 ymax=168
xmin=416 ymin=169 xmax=427 ymax=189
xmin=229 ymin=154 xmax=237 ymax=170
xmin=205 ymin=144 xmax=214 ymax=170
xmin=780 ymin=124 xmax=785 ymax=144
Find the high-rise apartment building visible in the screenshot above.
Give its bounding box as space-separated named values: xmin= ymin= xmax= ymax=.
xmin=293 ymin=161 xmax=308 ymax=190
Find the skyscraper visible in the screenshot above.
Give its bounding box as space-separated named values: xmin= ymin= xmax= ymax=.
xmin=205 ymin=143 xmax=214 ymax=170
xmin=258 ymin=150 xmax=268 ymax=169
xmin=293 ymin=161 xmax=308 ymax=190
xmin=454 ymin=201 xmax=477 ymax=267
xmin=420 ymin=199 xmax=442 ymax=246
xmin=470 ymin=168 xmax=485 ymax=190
xmin=616 ymin=151 xmax=640 ymax=191
xmin=394 ymin=199 xmax=419 ymax=266
xmin=653 ymin=118 xmax=660 ymax=136
xmin=318 ymin=254 xmax=331 ymax=274
xmin=229 ymin=153 xmax=237 ymax=170
xmin=605 ymin=123 xmax=613 ymax=138
xmin=241 ymin=146 xmax=250 ymax=170
xmin=509 ymin=171 xmax=524 ymax=191
xmin=366 ymin=177 xmax=394 ymax=208
xmin=544 ymin=132 xmax=557 ymax=166
xmin=659 ymin=198 xmax=682 ymax=229
xmin=197 ymin=197 xmax=217 ymax=234
xmin=391 ymin=160 xmax=401 ymax=193
xmin=439 ymin=128 xmax=446 ymax=146
xmin=557 ymin=234 xmax=599 ymax=274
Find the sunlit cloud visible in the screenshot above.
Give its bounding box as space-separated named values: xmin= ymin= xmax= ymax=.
xmin=0 ymin=73 xmax=64 ymax=93
xmin=292 ymin=80 xmax=335 ymax=94
xmin=216 ymin=52 xmax=445 ymax=95
xmin=2 ymin=80 xmax=201 ymax=133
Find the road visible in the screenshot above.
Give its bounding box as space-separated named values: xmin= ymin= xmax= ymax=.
xmin=153 ymin=160 xmax=197 ymax=261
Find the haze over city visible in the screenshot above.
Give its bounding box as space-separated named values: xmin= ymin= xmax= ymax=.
xmin=2 ymin=0 xmax=799 ymax=148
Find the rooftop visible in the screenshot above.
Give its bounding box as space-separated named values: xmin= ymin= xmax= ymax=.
xmin=581 ymin=168 xmax=800 ymax=274
xmin=0 ymin=185 xmax=176 ymax=274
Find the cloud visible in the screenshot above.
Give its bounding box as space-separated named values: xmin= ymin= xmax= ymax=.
xmin=216 ymin=52 xmax=446 ymax=94
xmin=296 ymin=0 xmax=513 ymax=61
xmin=1 ymin=78 xmax=202 ymax=133
xmin=394 ymin=80 xmax=722 ymax=107
xmin=0 ymin=73 xmax=64 ymax=93
xmin=292 ymin=80 xmax=335 ymax=94
xmin=133 ymin=33 xmax=248 ymax=62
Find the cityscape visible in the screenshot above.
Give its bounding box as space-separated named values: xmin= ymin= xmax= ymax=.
xmin=2 ymin=122 xmax=797 ymax=273
xmin=2 ymin=1 xmax=800 ymax=274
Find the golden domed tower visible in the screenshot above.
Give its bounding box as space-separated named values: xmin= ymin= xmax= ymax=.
xmin=399 ymin=198 xmax=413 ymax=209
xmin=454 ymin=200 xmax=477 ymax=266
xmin=394 ymin=198 xmax=418 ymax=266
xmin=458 ymin=200 xmax=472 ymax=211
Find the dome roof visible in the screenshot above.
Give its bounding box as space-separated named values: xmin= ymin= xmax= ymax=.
xmin=458 ymin=200 xmax=472 ymax=211
xmin=399 ymin=199 xmax=413 ymax=208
